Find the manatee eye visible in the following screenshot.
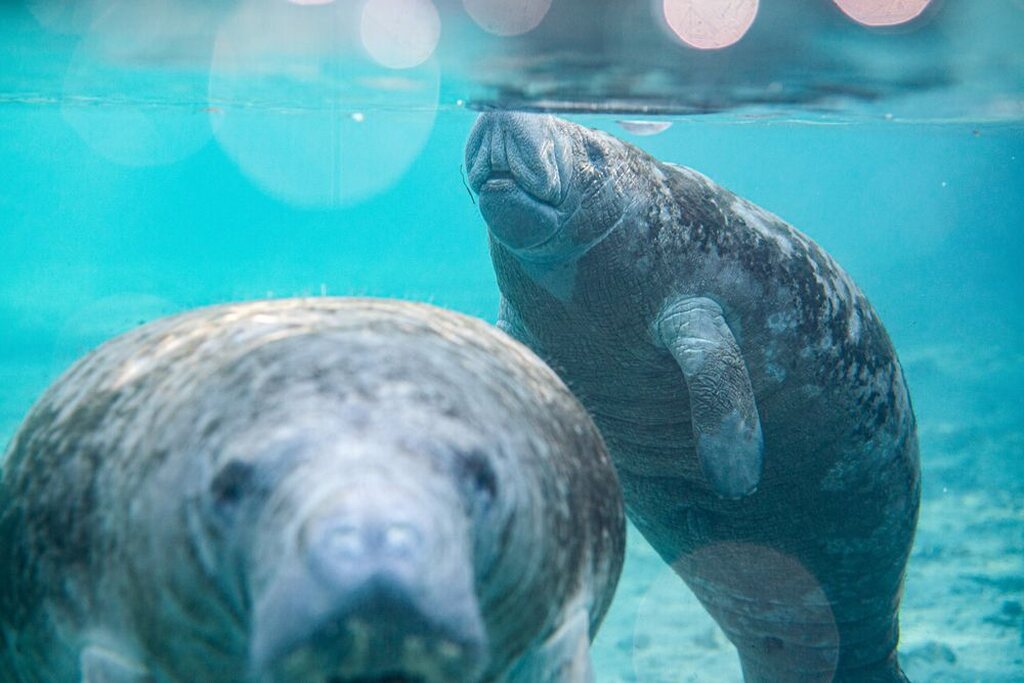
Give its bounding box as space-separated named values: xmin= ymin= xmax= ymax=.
xmin=456 ymin=449 xmax=498 ymax=510
xmin=210 ymin=459 xmax=256 ymax=509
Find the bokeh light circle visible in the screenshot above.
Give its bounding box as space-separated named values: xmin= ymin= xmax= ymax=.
xmin=62 ymin=0 xmax=216 ymax=166
xmin=360 ymin=0 xmax=441 ymax=69
xmin=210 ymin=0 xmax=440 ymax=208
xmin=634 ymin=542 xmax=839 ymax=682
xmin=662 ymin=0 xmax=759 ymax=50
xmin=462 ymin=0 xmax=553 ymax=37
xmin=833 ymin=0 xmax=932 ymax=27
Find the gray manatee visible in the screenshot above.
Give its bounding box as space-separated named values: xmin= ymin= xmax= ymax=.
xmin=466 ymin=113 xmax=920 ymax=682
xmin=0 ymin=298 xmax=625 ymax=683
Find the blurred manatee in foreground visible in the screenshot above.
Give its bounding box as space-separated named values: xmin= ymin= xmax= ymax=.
xmin=0 ymin=298 xmax=625 ymax=683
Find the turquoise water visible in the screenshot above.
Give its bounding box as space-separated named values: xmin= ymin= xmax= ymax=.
xmin=2 ymin=1 xmax=1023 ymax=681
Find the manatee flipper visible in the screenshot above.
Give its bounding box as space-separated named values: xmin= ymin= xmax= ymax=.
xmin=656 ymin=296 xmax=763 ymax=498
xmin=503 ymin=608 xmax=594 ymax=683
xmin=80 ymin=647 xmax=153 ymax=683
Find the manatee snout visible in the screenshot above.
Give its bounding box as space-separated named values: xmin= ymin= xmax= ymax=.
xmin=467 ymin=112 xmax=640 ymax=260
xmin=465 ymin=112 xmax=571 ymax=251
xmin=253 ymin=472 xmax=487 ymax=683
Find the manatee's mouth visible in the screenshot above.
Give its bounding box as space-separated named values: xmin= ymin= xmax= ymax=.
xmin=481 ymin=169 xmax=515 ymax=187
xmin=464 ymin=113 xmax=577 ymax=254
xmin=475 ymin=164 xmax=555 ymax=206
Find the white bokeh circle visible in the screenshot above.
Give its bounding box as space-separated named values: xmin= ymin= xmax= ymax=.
xmin=634 ymin=542 xmax=840 ymax=682
xmin=833 ymin=0 xmax=933 ymax=27
xmin=360 ymin=0 xmax=441 ymax=70
xmin=462 ymin=0 xmax=553 ymax=37
xmin=662 ymin=0 xmax=759 ymax=50
xmin=62 ymin=0 xmax=216 ymax=166
xmin=210 ymin=0 xmax=440 ymax=208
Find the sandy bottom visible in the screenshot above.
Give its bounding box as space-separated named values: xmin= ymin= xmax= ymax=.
xmin=591 ymin=343 xmax=1024 ymax=682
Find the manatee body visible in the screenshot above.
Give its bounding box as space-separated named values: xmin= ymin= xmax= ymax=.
xmin=466 ymin=114 xmax=920 ymax=682
xmin=0 ymin=298 xmax=625 ymax=683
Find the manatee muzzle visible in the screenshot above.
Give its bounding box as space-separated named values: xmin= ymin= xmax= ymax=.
xmin=251 ymin=503 xmax=487 ymax=683
xmin=465 ymin=112 xmax=571 ymax=251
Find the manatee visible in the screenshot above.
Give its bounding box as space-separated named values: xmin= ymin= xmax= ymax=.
xmin=466 ymin=113 xmax=920 ymax=682
xmin=0 ymin=298 xmax=625 ymax=683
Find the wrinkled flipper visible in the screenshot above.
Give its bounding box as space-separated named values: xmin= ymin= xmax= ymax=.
xmin=80 ymin=647 xmax=152 ymax=683
xmin=656 ymin=296 xmax=763 ymax=498
xmin=502 ymin=608 xmax=594 ymax=683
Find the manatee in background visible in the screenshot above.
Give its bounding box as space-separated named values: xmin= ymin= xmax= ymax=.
xmin=0 ymin=298 xmax=625 ymax=683
xmin=466 ymin=113 xmax=920 ymax=682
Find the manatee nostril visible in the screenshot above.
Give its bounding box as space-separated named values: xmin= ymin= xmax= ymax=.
xmin=489 ymin=128 xmax=511 ymax=172
xmin=322 ymin=523 xmax=363 ymax=559
xmin=382 ymin=523 xmax=421 ymax=557
xmin=465 ymin=118 xmax=498 ymax=191
xmin=467 ymin=113 xmax=553 ymax=194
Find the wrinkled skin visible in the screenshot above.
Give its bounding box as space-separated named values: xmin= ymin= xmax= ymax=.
xmin=467 ymin=113 xmax=920 ymax=682
xmin=0 ymin=298 xmax=625 ymax=683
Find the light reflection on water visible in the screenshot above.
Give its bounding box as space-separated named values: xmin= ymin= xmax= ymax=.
xmin=17 ymin=0 xmax=1024 ymax=120
xmin=6 ymin=0 xmax=1018 ymax=207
